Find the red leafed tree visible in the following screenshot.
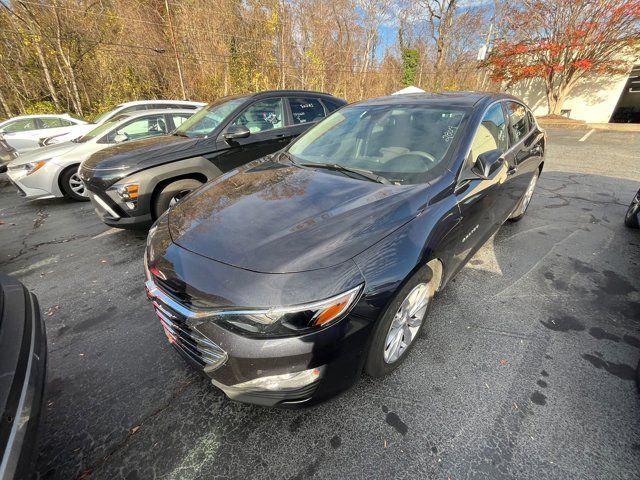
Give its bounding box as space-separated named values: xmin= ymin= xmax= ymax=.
xmin=487 ymin=0 xmax=640 ymax=115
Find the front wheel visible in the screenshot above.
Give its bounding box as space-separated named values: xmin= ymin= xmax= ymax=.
xmin=153 ymin=178 xmax=203 ymax=218
xmin=625 ymin=190 xmax=640 ymax=229
xmin=509 ymin=170 xmax=539 ymax=222
xmin=365 ymin=262 xmax=441 ymax=377
xmin=60 ymin=166 xmax=89 ymax=201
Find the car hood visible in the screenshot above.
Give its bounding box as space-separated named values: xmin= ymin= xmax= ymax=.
xmin=9 ymin=142 xmax=79 ymax=166
xmin=81 ymin=134 xmax=200 ymax=172
xmin=167 ymin=157 xmax=430 ymax=273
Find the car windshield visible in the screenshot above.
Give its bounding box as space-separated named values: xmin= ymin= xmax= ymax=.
xmin=75 ymin=115 xmax=129 ymax=143
xmin=174 ymin=97 xmax=246 ymax=138
xmin=288 ymin=104 xmax=467 ymax=185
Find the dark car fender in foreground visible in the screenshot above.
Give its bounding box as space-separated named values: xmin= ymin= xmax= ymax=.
xmin=0 ymin=274 xmax=47 ymax=480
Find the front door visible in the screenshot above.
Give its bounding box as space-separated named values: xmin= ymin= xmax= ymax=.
xmin=213 ymin=97 xmax=293 ymax=173
xmin=451 ymin=102 xmax=511 ymax=267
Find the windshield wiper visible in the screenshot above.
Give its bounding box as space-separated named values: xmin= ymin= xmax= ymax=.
xmin=299 ymin=162 xmax=390 ymax=185
xmin=173 ymin=131 xmax=190 ymax=137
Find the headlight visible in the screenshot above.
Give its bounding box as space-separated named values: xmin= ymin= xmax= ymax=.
xmin=217 ymin=284 xmax=363 ymax=336
xmin=12 ymin=158 xmax=52 ymax=175
xmin=115 ymin=183 xmax=139 ymax=209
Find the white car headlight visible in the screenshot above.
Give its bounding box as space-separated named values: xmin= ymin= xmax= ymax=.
xmin=9 ymin=158 xmax=52 ymax=175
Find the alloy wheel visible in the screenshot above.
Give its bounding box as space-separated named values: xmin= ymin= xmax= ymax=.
xmin=69 ymin=172 xmax=87 ymax=197
xmin=383 ymin=282 xmax=431 ymax=364
xmin=516 ymin=171 xmax=538 ymax=216
xmin=168 ymin=189 xmax=192 ymax=207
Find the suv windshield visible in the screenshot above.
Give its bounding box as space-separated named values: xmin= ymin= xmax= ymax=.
xmin=75 ymin=115 xmax=129 ymax=143
xmin=288 ymin=104 xmax=467 ymax=185
xmin=174 ymin=97 xmax=246 ymax=138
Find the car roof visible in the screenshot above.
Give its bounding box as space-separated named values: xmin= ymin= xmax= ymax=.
xmin=248 ymin=90 xmax=339 ymax=99
xmin=116 ymin=100 xmax=206 ymax=107
xmin=354 ymin=91 xmax=522 ymax=108
xmin=1 ymin=113 xmax=75 ymax=121
xmin=110 ymin=108 xmax=195 ymax=122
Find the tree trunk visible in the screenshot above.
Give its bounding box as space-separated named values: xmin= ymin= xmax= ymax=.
xmin=33 ymin=42 xmax=62 ymax=110
xmin=0 ymin=90 xmax=12 ymax=118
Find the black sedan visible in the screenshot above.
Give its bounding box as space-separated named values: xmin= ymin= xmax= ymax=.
xmin=0 ymin=274 xmax=47 ymax=478
xmin=144 ymin=92 xmax=545 ymax=407
xmin=79 ymin=90 xmax=346 ymax=229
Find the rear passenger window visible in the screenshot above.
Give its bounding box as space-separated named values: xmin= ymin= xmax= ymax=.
xmin=289 ymin=98 xmax=325 ymax=124
xmin=505 ymin=102 xmax=530 ymax=144
xmin=470 ymin=103 xmax=509 ymax=161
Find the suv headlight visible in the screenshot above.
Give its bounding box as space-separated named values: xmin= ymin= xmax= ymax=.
xmin=216 ymin=284 xmax=363 ymax=336
xmin=115 ymin=183 xmax=139 ymax=209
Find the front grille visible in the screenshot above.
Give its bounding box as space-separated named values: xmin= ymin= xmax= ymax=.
xmin=150 ymin=292 xmax=227 ymax=372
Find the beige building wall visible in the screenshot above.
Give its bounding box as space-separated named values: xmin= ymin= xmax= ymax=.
xmin=504 ymin=49 xmax=640 ymax=123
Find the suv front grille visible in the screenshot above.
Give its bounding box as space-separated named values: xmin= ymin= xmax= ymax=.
xmin=148 ymin=284 xmax=227 ymax=372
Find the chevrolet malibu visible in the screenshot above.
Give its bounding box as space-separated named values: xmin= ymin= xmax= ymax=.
xmin=144 ymin=92 xmax=545 ymax=407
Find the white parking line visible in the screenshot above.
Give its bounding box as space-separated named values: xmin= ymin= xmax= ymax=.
xmin=578 ymin=129 xmax=595 ymax=142
xmin=10 ymin=255 xmax=59 ymax=276
xmin=92 ymin=228 xmax=121 ymax=239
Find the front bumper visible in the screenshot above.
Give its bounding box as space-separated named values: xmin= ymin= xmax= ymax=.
xmin=6 ymin=163 xmax=62 ymax=200
xmin=85 ymin=190 xmax=153 ymax=230
xmin=144 ymin=276 xmax=373 ymax=407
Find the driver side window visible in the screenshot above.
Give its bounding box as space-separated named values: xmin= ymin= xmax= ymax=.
xmin=470 ymin=103 xmax=508 ymax=162
xmin=231 ymin=98 xmax=284 ymax=134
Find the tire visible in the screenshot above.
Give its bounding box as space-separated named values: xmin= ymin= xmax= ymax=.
xmin=509 ymin=170 xmax=539 ymax=222
xmin=153 ymin=178 xmax=203 ymax=218
xmin=365 ymin=261 xmax=442 ymax=378
xmin=624 ymin=191 xmax=640 ymax=229
xmin=59 ymin=166 xmax=89 ymax=201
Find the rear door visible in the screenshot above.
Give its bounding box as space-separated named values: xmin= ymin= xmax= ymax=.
xmin=284 ymin=96 xmax=328 ymax=140
xmin=502 ymin=101 xmax=540 ymax=216
xmin=214 ymin=97 xmax=291 ymax=172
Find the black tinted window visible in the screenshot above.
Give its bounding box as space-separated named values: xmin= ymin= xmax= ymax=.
xmin=290 ymin=97 xmax=325 ymax=124
xmin=321 ymin=98 xmax=344 ymax=112
xmin=505 ymin=102 xmax=530 ymax=144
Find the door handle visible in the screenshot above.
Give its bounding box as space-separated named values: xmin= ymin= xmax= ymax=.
xmin=275 ymin=133 xmax=286 ymax=138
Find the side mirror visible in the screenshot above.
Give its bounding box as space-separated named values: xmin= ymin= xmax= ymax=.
xmin=224 ymin=125 xmax=250 ymax=141
xmin=473 ymin=149 xmax=504 ymax=179
xmin=113 ymin=133 xmax=128 ymax=143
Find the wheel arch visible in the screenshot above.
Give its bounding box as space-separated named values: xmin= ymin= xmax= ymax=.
xmin=150 ymin=172 xmax=208 ymax=220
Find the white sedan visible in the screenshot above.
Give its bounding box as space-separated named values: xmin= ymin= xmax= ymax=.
xmin=6 ymin=109 xmax=194 ymax=201
xmin=41 ymin=100 xmax=205 ymax=146
xmin=0 ymin=114 xmax=88 ymax=153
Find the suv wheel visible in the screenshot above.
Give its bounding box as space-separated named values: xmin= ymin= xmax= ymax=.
xmin=153 ymin=179 xmax=203 ymax=218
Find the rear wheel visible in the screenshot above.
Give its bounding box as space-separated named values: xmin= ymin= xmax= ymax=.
xmin=509 ymin=170 xmax=539 ymax=222
xmin=625 ymin=190 xmax=640 ymax=229
xmin=153 ymin=178 xmax=203 ymax=218
xmin=365 ymin=262 xmax=441 ymax=377
xmin=60 ymin=166 xmax=89 ymax=201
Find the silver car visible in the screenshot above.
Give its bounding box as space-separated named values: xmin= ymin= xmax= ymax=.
xmin=6 ymin=109 xmax=194 ymax=201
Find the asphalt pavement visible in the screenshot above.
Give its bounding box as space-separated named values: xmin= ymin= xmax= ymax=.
xmin=0 ymin=128 xmax=638 ymax=480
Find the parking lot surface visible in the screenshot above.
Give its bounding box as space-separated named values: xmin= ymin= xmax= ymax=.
xmin=1 ymin=128 xmax=639 ymax=480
